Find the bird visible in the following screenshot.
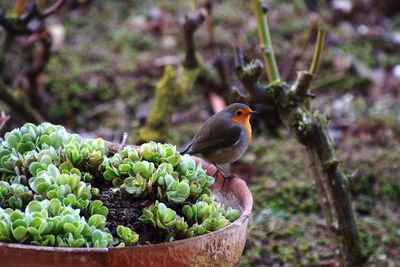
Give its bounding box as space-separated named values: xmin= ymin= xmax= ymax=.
xmin=181 ymin=103 xmax=255 ymax=178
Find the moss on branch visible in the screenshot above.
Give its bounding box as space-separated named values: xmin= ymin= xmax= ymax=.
xmin=136 ymin=65 xmax=199 ymax=143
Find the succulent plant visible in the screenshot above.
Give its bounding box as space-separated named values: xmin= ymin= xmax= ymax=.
xmin=28 ymin=164 xmax=93 ymax=210
xmin=186 ymin=223 xmax=207 ymax=238
xmin=202 ymin=214 xmax=229 ymax=232
xmin=0 ymin=122 xmax=240 ymax=247
xmin=84 ymin=138 xmax=108 ymax=167
xmin=139 ymin=201 xmax=177 ymax=230
xmin=88 ymin=200 xmax=109 ymax=217
xmin=0 ymin=181 xmax=33 ymax=209
xmin=164 ymin=178 xmax=190 ymax=204
xmin=121 ymin=175 xmax=148 ymax=197
xmin=139 ymin=142 xmax=179 ymax=165
xmin=181 ymin=194 xmax=238 ymax=237
xmin=116 ymin=225 xmax=139 ymax=245
xmin=224 ymin=207 xmax=241 ymax=222
xmin=166 ymin=215 xmax=189 ymax=241
xmin=0 ymin=199 xmax=112 ymax=247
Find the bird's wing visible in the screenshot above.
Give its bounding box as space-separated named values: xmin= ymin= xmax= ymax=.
xmin=184 ymin=124 xmax=242 ymax=155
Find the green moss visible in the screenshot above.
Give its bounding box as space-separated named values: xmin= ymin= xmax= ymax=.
xmin=277 ymin=246 xmax=295 ymax=261
xmin=298 ymin=242 xmax=312 ymax=252
xmin=318 ymin=237 xmax=330 ymax=246
xmin=136 ymin=127 xmax=177 ymax=144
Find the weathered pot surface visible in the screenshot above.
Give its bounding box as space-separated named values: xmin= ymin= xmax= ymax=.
xmin=0 ymin=155 xmax=253 ymax=267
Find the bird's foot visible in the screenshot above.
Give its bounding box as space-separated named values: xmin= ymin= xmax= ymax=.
xmin=213 ymin=164 xmax=234 ymax=180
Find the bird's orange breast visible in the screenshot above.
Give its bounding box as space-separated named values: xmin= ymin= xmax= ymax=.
xmin=231 ymin=115 xmax=252 ymax=142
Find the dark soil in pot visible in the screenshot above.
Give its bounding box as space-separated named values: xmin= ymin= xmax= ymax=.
xmin=92 ymin=178 xmax=195 ymax=245
xmin=93 ymin=187 xmax=161 ymax=245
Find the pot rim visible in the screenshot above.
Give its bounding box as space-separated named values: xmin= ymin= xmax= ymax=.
xmin=0 ymin=212 xmax=249 ymax=252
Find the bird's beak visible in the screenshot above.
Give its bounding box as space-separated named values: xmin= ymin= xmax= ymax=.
xmin=250 ymin=110 xmax=258 ymax=115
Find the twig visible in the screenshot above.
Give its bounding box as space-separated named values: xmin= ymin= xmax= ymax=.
xmin=191 ymin=0 xmax=198 ymax=11
xmin=281 ymin=18 xmax=318 ymax=80
xmin=234 ymin=47 xmax=274 ymax=104
xmin=13 ymin=0 xmax=27 ymax=18
xmin=118 ymin=132 xmax=128 ymax=152
xmin=0 ymin=111 xmax=10 ymax=131
xmin=294 ymin=28 xmax=325 ymax=101
xmin=212 ymin=57 xmax=229 ymax=95
xmin=0 ymin=81 xmax=44 ymax=124
xmin=252 ymin=0 xmax=280 ymax=84
xmin=26 ymin=30 xmax=52 ymax=108
xmin=204 ymin=0 xmax=214 ymax=48
xmin=232 ymin=86 xmax=250 ymax=102
xmin=40 ymin=0 xmax=66 ymax=18
xmin=182 ymin=8 xmax=207 ymax=68
xmin=0 ymin=32 xmax=15 ymax=73
xmin=309 ymin=27 xmax=325 ymax=75
xmin=181 ymin=9 xmax=228 ymax=97
xmin=293 ymin=71 xmax=314 ymax=101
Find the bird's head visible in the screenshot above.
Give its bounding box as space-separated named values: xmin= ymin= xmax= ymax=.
xmin=222 ymin=103 xmax=256 ymax=126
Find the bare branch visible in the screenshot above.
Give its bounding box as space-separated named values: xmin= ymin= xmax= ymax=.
xmin=204 ymin=0 xmax=214 ymax=48
xmin=232 ymin=86 xmax=251 ymax=102
xmin=292 ymin=70 xmax=314 ymax=101
xmin=234 ymin=47 xmax=273 ymax=104
xmin=118 ymin=132 xmax=128 ymax=152
xmin=0 ymin=81 xmax=44 ymax=124
xmin=40 ymin=0 xmax=66 ymax=18
xmin=182 ymin=8 xmax=207 ymax=68
xmin=0 ymin=111 xmax=10 ymax=131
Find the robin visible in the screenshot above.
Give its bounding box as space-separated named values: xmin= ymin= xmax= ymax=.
xmin=181 ymin=103 xmax=255 ymax=177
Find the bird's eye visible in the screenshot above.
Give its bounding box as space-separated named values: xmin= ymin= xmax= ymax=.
xmin=235 ymin=110 xmax=243 ymax=116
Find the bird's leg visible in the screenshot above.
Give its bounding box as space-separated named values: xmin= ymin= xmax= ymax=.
xmin=213 ymin=164 xmax=234 ymax=180
xmin=213 ymin=164 xmax=233 ymax=190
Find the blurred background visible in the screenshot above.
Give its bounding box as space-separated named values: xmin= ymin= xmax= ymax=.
xmin=0 ymin=0 xmax=399 ymax=266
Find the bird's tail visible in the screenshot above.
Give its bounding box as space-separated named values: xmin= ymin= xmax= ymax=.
xmin=180 ymin=142 xmax=192 ymax=155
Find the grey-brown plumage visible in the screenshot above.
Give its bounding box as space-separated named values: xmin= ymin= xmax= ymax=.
xmin=181 ymin=103 xmax=253 ymax=165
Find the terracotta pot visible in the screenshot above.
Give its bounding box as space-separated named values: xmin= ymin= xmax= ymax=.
xmin=0 ymin=150 xmax=253 ymax=267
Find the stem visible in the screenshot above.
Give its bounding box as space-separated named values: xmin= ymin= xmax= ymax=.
xmin=13 ymin=0 xmax=27 ymax=18
xmin=204 ymin=0 xmax=214 ymax=48
xmin=234 ymin=47 xmax=274 ymax=103
xmin=40 ymin=0 xmax=66 ymax=18
xmin=0 ymin=32 xmax=15 ymax=74
xmin=183 ymin=9 xmax=207 ymax=68
xmin=309 ymin=116 xmax=365 ymax=266
xmin=192 ymin=0 xmax=198 ymax=11
xmin=0 ymin=111 xmax=10 ymax=131
xmin=307 ymin=149 xmax=344 ymax=266
xmin=0 ymin=81 xmax=44 ymax=124
xmin=252 ymin=0 xmax=280 ymax=84
xmin=26 ymin=31 xmax=52 ymax=110
xmin=309 ymin=27 xmax=325 ymax=75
